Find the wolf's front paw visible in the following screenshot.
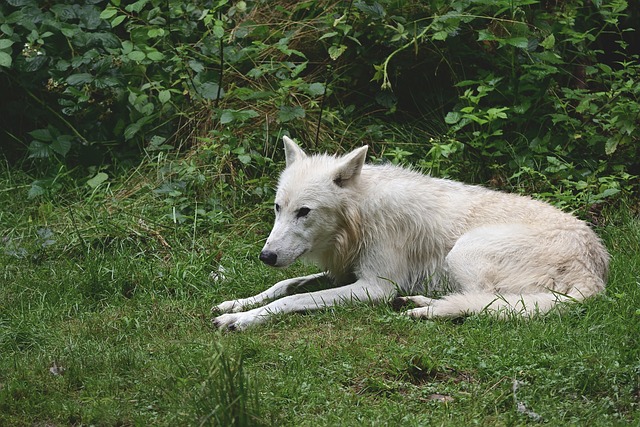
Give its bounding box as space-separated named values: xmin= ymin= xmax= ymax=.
xmin=212 ymin=313 xmax=242 ymax=331
xmin=212 ymin=308 xmax=266 ymax=331
xmin=212 ymin=300 xmax=243 ymax=315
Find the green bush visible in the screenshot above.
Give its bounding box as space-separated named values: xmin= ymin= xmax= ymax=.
xmin=0 ymin=0 xmax=229 ymax=165
xmin=356 ymin=0 xmax=638 ymax=206
xmin=0 ymin=0 xmax=637 ymax=209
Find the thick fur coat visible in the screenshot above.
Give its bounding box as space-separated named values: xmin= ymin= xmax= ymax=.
xmin=212 ymin=137 xmax=609 ymax=330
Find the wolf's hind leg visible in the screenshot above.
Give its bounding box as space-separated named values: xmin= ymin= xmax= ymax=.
xmin=403 ymin=223 xmax=605 ymax=320
xmin=402 ymin=294 xmax=491 ymax=319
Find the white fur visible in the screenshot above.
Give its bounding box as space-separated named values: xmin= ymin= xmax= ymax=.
xmin=212 ymin=136 xmax=609 ymax=330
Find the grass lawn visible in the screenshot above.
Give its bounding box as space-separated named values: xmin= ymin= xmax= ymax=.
xmin=1 ymin=166 xmax=639 ymax=426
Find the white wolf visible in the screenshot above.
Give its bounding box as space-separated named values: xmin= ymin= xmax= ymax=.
xmin=212 ymin=136 xmax=609 ymax=330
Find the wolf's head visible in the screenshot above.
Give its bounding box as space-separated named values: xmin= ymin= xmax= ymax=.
xmin=259 ymin=136 xmax=367 ymax=270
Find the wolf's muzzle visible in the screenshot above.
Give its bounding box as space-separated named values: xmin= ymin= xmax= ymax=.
xmin=259 ymin=250 xmax=278 ymax=266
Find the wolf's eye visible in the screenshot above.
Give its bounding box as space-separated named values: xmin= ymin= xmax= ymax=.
xmin=296 ymin=207 xmax=311 ymax=218
xmin=275 ymin=203 xmax=281 ymax=213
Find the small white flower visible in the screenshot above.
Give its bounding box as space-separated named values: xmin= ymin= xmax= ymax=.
xmin=209 ymin=265 xmax=227 ymax=283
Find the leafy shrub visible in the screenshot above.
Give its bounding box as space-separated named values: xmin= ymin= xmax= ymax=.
xmin=350 ymin=0 xmax=638 ymax=207
xmin=0 ymin=0 xmax=638 ymax=210
xmin=0 ymin=0 xmax=335 ymax=200
xmin=1 ymin=0 xmax=228 ymax=164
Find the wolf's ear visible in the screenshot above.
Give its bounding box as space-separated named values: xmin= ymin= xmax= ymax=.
xmin=283 ymin=136 xmax=307 ymax=167
xmin=333 ymin=146 xmax=368 ymax=187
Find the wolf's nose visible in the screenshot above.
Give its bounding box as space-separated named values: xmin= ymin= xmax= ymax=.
xmin=259 ymin=250 xmax=278 ymax=266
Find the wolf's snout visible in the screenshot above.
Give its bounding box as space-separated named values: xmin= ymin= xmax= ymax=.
xmin=259 ymin=250 xmax=278 ymax=266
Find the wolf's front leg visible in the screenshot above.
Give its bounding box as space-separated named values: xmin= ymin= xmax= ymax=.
xmin=212 ymin=273 xmax=327 ymax=314
xmin=212 ymin=278 xmax=397 ymax=331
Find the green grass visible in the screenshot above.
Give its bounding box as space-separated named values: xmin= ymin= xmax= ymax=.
xmin=1 ymin=167 xmax=639 ymax=426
